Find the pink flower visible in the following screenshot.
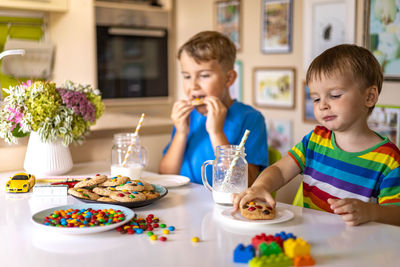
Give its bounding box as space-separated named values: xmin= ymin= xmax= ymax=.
xmin=7 ymin=107 xmax=24 ymax=130
xmin=22 ymin=80 xmax=32 ymax=88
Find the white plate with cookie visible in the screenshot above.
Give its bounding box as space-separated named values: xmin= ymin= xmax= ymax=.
xmin=219 ymin=207 xmax=294 ymax=226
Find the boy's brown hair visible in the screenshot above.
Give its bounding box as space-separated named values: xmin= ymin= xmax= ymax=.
xmin=306 ymin=44 xmax=383 ymax=95
xmin=177 ymin=31 xmax=236 ymax=70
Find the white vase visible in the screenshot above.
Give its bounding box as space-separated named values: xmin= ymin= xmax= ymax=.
xmin=24 ymin=131 xmax=73 ymax=176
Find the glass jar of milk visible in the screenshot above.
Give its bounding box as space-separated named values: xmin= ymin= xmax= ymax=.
xmin=111 ymin=133 xmax=148 ymax=179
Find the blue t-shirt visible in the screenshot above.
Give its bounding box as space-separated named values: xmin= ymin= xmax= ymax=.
xmin=163 ymin=101 xmax=269 ymax=185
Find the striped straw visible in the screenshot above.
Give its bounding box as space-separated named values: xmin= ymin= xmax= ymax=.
xmin=222 ymin=129 xmax=250 ymax=188
xmin=121 ymin=113 xmax=146 ymax=167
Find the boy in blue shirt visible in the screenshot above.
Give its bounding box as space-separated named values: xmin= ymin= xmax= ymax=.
xmin=159 ymin=31 xmax=269 ymax=186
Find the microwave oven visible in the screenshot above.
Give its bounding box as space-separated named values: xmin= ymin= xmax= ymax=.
xmin=95 ymin=5 xmax=169 ymax=99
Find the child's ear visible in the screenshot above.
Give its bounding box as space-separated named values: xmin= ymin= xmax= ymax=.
xmin=225 ymin=69 xmax=237 ymax=88
xmin=365 ymin=85 xmax=379 ymax=108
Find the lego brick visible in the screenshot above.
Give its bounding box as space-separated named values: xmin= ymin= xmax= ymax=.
xmin=249 ymin=254 xmax=293 ymax=267
xmin=233 ymin=243 xmax=255 ymax=263
xmin=283 ymin=238 xmax=311 ymax=258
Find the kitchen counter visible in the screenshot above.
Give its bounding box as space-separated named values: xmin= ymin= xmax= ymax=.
xmin=1 ymin=162 xmax=399 ymax=267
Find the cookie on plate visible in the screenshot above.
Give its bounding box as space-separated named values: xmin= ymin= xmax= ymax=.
xmin=68 ymin=188 xmax=100 ymax=200
xmin=136 ymin=180 xmax=154 ymax=191
xmin=93 ymin=187 xmax=114 ymax=196
xmin=97 ymin=197 xmax=117 ymax=202
xmin=240 ymin=201 xmax=275 ymax=220
xmin=109 ymin=191 xmax=146 ymax=202
xmin=142 ymin=190 xmax=160 ymax=200
xmin=99 ymin=176 xmax=130 ymax=187
xmin=116 ymin=181 xmax=145 ymax=192
xmin=73 ymin=174 xmax=107 ymax=188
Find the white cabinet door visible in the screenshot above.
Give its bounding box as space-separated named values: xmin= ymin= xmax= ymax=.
xmin=0 ymin=0 xmax=68 ymax=12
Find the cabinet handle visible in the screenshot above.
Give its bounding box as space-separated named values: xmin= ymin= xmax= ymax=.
xmin=108 ymin=28 xmax=166 ymax=37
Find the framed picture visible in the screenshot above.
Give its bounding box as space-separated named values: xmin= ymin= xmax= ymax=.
xmin=267 ymin=118 xmax=293 ymax=155
xmin=303 ymin=0 xmax=356 ymax=69
xmin=253 ymin=67 xmax=296 ymax=109
xmin=215 ymin=0 xmax=241 ymax=50
xmin=230 ymin=60 xmax=243 ymax=101
xmin=261 ymin=0 xmax=293 ymax=54
xmin=302 ymin=81 xmax=317 ymax=123
xmin=364 ymin=0 xmax=400 ymax=80
xmin=368 ymin=105 xmax=400 ymax=146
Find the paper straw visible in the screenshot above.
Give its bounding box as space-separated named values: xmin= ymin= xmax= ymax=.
xmin=121 ymin=113 xmax=146 ymax=167
xmin=222 ymin=129 xmax=250 ymax=189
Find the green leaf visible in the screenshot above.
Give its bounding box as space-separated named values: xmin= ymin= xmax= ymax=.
xmin=11 ymin=125 xmax=29 ymax=138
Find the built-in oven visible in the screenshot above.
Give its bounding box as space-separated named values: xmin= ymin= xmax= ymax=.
xmin=95 ymin=4 xmax=169 ymax=99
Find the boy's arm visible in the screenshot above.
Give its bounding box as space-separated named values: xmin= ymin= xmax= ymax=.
xmin=328 ymin=198 xmax=400 ymax=226
xmin=233 ymin=155 xmax=301 ymax=210
xmin=159 ymin=132 xmax=187 ymax=174
xmin=159 ymin=100 xmax=193 ymax=174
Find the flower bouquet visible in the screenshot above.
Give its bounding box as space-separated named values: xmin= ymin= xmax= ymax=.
xmin=0 ymin=80 xmax=105 ymax=146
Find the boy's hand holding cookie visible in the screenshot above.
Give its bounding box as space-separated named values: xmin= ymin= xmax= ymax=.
xmin=328 ymin=198 xmax=373 ymax=226
xmin=204 ymin=96 xmax=228 ymax=136
xmin=171 ymin=100 xmax=194 ymax=135
xmin=232 ymin=185 xmax=276 ymax=213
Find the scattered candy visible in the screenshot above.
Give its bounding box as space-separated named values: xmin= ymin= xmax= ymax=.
xmin=150 ymin=235 xmax=157 ymax=240
xmin=159 ymin=236 xmax=167 ymax=242
xmin=168 ymin=226 xmax=175 ymax=231
xmin=163 ymin=229 xmax=169 ymax=235
xmin=192 ymin=237 xmax=200 ymax=243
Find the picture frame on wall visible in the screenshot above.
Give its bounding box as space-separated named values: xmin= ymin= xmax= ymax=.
xmin=302 ymin=81 xmax=317 ymax=123
xmin=230 ymin=60 xmax=243 ymax=101
xmin=368 ymin=105 xmax=400 ymax=146
xmin=261 ymin=0 xmax=293 ymax=54
xmin=303 ymin=0 xmax=356 ymax=69
xmin=267 ymin=118 xmax=293 ymax=155
xmin=364 ymin=0 xmax=400 ymax=81
xmin=215 ymin=0 xmax=241 ymax=50
xmin=253 ymin=67 xmax=296 ymax=109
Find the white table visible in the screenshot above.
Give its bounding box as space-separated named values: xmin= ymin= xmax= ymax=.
xmin=1 ymin=162 xmax=399 ymax=267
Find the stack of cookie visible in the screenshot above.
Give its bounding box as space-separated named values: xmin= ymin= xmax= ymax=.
xmin=68 ymin=174 xmax=160 ymax=203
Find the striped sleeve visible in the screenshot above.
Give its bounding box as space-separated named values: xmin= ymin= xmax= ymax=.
xmin=377 ymin=143 xmax=400 ymax=206
xmin=288 ymin=130 xmax=313 ymax=172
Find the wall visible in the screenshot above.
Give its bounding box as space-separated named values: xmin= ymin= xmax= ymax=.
xmin=175 ymin=0 xmax=400 ymax=203
xmin=49 ymin=0 xmax=96 ymax=85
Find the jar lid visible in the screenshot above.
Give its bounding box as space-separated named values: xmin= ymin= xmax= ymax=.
xmin=113 ymin=132 xmax=140 ymax=144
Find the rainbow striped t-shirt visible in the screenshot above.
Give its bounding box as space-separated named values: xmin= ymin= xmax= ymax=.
xmin=289 ymin=126 xmax=400 ymax=213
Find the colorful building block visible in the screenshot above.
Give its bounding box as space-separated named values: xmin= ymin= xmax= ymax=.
xmin=252 ymin=233 xmax=284 ymax=249
xmin=275 ymin=231 xmax=296 ymax=241
xmin=249 ymin=254 xmax=293 ymax=267
xmin=294 ymin=255 xmax=316 ymax=266
xmin=233 ymin=244 xmax=255 ymax=263
xmin=283 ymin=238 xmax=311 ymax=258
xmin=259 ymin=241 xmax=282 ymax=256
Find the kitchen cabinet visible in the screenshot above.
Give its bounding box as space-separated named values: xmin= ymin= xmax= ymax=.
xmin=0 ymin=0 xmax=68 ymax=12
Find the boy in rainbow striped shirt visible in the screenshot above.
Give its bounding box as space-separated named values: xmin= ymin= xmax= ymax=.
xmin=233 ymin=44 xmax=400 ymax=226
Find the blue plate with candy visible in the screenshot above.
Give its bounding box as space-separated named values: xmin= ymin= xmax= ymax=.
xmin=31 ymin=203 xmax=135 ymax=235
xmin=70 ymin=184 xmax=168 ymax=208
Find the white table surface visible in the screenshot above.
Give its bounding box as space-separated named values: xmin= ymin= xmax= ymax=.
xmin=1 ymin=162 xmax=399 ymax=267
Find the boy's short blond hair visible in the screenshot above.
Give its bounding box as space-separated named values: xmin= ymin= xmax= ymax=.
xmin=177 ymin=31 xmax=236 ymax=70
xmin=306 ymin=44 xmax=383 ymax=95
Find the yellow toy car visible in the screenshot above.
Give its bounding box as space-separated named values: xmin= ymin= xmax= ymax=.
xmin=6 ymin=173 xmax=36 ymax=193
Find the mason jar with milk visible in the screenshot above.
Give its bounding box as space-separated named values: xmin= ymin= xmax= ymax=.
xmin=111 ymin=133 xmax=148 ymax=179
